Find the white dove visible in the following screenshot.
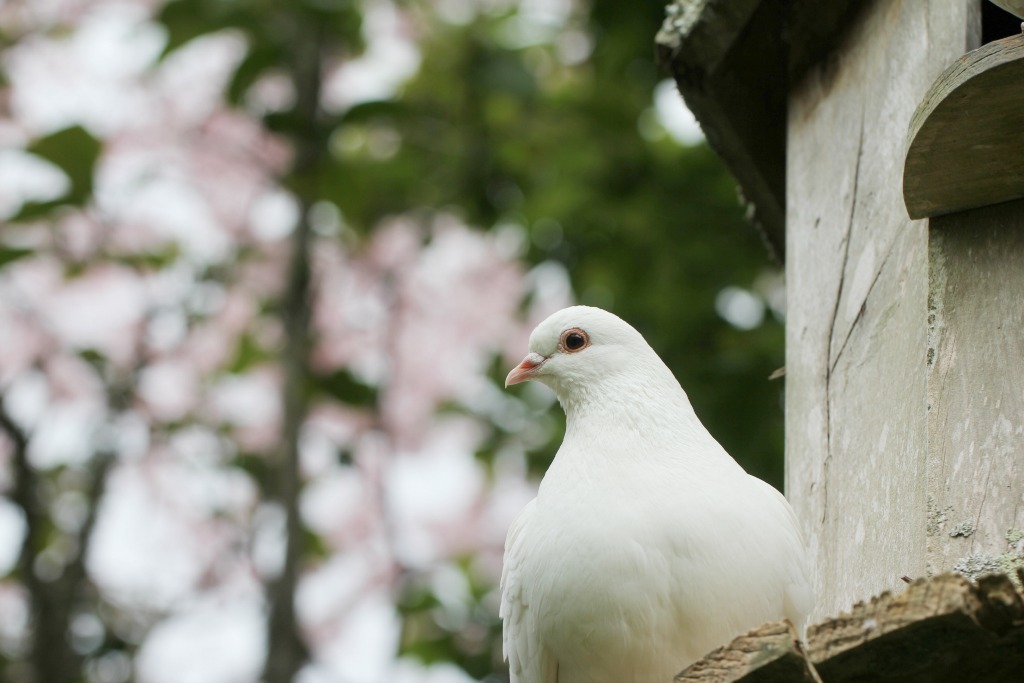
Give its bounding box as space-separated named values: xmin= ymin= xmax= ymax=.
xmin=501 ymin=306 xmax=813 ymax=683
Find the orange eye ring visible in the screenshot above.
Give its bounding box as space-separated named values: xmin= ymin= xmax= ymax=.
xmin=559 ymin=328 xmax=590 ymax=353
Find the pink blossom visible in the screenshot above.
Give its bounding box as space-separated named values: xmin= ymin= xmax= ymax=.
xmin=0 ymin=2 xmax=579 ymax=680
xmin=137 ymin=358 xmax=200 ymax=422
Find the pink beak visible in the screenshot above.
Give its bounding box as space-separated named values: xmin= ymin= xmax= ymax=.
xmin=505 ymin=353 xmax=547 ymax=387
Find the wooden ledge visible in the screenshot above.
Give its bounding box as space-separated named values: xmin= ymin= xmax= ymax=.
xmin=675 ymin=572 xmax=1024 ymax=682
xmin=903 ymin=34 xmax=1024 ymax=220
xmin=675 ymin=621 xmax=820 ymax=683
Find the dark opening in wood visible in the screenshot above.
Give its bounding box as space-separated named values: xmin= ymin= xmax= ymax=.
xmin=982 ymin=1 xmax=1021 ymax=44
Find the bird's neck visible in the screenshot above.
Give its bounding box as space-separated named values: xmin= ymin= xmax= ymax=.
xmin=556 ymin=368 xmax=730 ymax=470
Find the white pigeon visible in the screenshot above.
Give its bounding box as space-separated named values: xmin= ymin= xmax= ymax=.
xmin=501 ymin=306 xmax=813 ymax=683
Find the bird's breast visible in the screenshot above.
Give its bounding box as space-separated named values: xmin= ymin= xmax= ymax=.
xmin=517 ymin=460 xmax=799 ymax=682
xmin=520 ymin=480 xmax=724 ymax=681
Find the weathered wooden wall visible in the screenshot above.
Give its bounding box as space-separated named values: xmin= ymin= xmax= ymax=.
xmin=785 ymin=0 xmax=979 ymax=619
xmin=927 ymin=200 xmax=1024 ymax=582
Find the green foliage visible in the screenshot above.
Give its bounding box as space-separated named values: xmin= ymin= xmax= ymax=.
xmin=157 ymin=0 xmax=365 ymax=110
xmin=396 ymin=565 xmax=504 ymax=679
xmin=11 ymin=125 xmax=101 ymax=221
xmin=231 ymin=452 xmax=273 ymax=490
xmin=229 ymin=333 xmax=275 ymax=373
xmin=300 ymin=1 xmax=785 ymax=486
xmin=312 ymin=368 xmax=378 ymax=406
xmin=156 ymin=0 xmax=243 ymax=56
xmin=0 ymin=247 xmax=33 ymax=270
xmin=228 ymin=42 xmax=286 ymax=104
xmin=113 ymin=244 xmax=182 ymax=271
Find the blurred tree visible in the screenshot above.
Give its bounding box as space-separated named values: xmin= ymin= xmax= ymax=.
xmin=0 ymin=1 xmax=783 ymax=682
xmin=316 ymin=0 xmax=785 ymax=483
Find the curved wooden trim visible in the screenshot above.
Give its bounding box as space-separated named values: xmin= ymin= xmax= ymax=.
xmin=904 ymin=34 xmax=1024 ymax=220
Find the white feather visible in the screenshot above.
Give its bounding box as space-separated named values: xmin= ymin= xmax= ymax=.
xmin=502 ymin=306 xmax=813 ymax=683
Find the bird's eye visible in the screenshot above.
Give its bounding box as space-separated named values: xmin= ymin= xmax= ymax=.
xmin=560 ymin=328 xmax=589 ymax=353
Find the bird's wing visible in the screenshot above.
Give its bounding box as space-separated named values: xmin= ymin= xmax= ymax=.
xmin=750 ymin=477 xmax=815 ymax=634
xmin=501 ymin=499 xmax=558 ymax=683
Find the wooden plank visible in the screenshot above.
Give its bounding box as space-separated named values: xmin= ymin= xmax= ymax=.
xmin=926 ymin=199 xmax=1024 ymax=582
xmin=808 ymin=573 xmax=1024 ymax=683
xmin=786 ymin=1 xmax=867 ymax=82
xmin=815 ymin=224 xmax=931 ymax=617
xmin=675 ymin=621 xmax=821 ymax=683
xmin=657 ymin=0 xmax=787 ymax=259
xmin=673 ymin=573 xmax=1024 ymax=683
xmin=654 ymin=1 xmax=869 ymax=258
xmin=785 ymin=1 xmax=975 ymax=621
xmin=656 ymin=0 xmax=762 ymax=76
xmin=904 ymin=34 xmax=1024 ymax=219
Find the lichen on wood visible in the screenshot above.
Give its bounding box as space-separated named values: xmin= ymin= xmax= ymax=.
xmin=953 ymin=529 xmax=1024 ymax=588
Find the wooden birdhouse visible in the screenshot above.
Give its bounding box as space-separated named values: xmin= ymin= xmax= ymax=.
xmin=657 ymin=1 xmax=1024 ymax=679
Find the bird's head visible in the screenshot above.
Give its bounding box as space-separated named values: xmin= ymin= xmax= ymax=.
xmin=505 ymin=306 xmax=669 ymax=403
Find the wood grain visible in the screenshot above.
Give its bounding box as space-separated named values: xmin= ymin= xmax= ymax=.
xmin=655 ymin=1 xmax=870 ymax=258
xmin=808 ymin=573 xmax=1024 ymax=683
xmin=675 ymin=621 xmax=820 ymax=683
xmin=926 ymin=200 xmax=1024 ymax=581
xmin=673 ymin=573 xmax=1024 ymax=683
xmin=785 ymin=1 xmax=975 ymax=620
xmin=657 ymin=0 xmax=787 ymax=258
xmin=904 ymin=34 xmax=1024 ymax=219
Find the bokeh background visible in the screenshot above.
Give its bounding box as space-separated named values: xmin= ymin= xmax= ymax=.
xmin=0 ymin=0 xmax=785 ymax=681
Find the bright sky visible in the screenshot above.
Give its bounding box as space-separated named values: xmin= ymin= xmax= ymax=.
xmin=655 ymin=79 xmax=704 ymax=145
